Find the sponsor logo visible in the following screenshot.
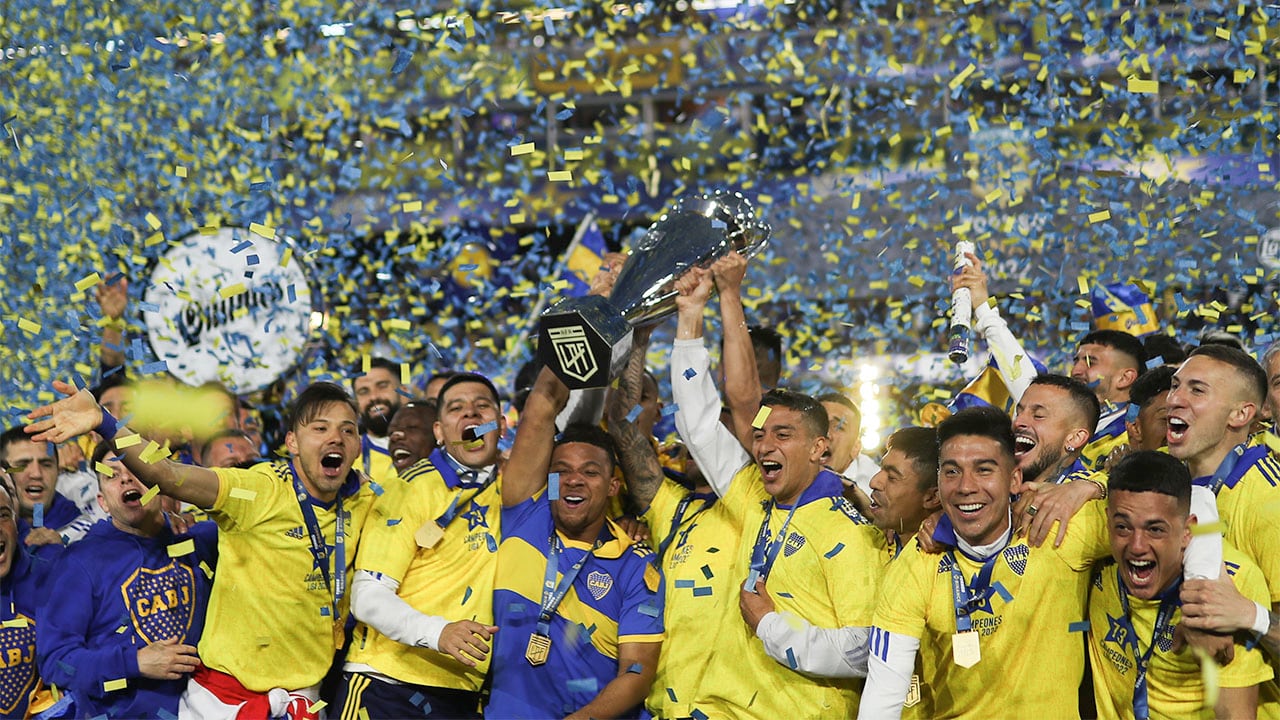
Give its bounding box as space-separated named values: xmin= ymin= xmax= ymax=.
xmin=549 ymin=326 xmax=598 ymax=383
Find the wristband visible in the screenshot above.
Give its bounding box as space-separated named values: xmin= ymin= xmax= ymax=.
xmin=1253 ymin=602 xmax=1271 ymax=636
xmin=95 ymin=408 xmax=120 ymax=441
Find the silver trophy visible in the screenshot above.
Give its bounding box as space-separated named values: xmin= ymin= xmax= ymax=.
xmin=538 ymin=190 xmax=771 ymax=389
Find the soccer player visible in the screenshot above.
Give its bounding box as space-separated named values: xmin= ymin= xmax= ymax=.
xmin=1070 ymin=329 xmax=1146 ymax=469
xmin=385 ymin=401 xmax=437 ymax=474
xmin=37 ymin=443 xmax=217 ymax=718
xmin=25 ymin=380 xmax=375 ymax=718
xmin=487 ymin=364 xmax=663 ymax=719
xmin=352 ymin=357 xmax=406 ymax=483
xmin=859 ymin=406 xmax=1111 ymax=719
xmin=0 ymin=427 xmax=96 ymax=554
xmin=606 ymin=254 xmax=751 ymax=719
xmin=1166 ymin=345 xmax=1280 ymax=607
xmin=1087 ymin=451 xmax=1271 ymax=719
xmin=671 ymin=261 xmax=887 ymax=719
xmin=864 ymin=427 xmax=941 ymax=558
xmin=820 ymin=392 xmax=879 ymax=494
xmin=1125 ymin=365 xmax=1176 ymax=452
xmin=337 ymin=375 xmax=505 ymax=719
xmin=0 ymin=473 xmax=58 ymax=719
xmin=197 ymin=429 xmax=260 ymax=469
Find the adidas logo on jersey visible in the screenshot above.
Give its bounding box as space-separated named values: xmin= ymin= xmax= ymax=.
xmin=284 ymin=526 xmax=305 ymax=540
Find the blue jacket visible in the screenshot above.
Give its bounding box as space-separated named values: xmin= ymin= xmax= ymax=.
xmin=36 ymin=518 xmax=217 ymax=719
xmin=0 ymin=544 xmax=57 ymax=719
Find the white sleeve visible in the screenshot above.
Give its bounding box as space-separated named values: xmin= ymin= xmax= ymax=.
xmin=351 ymin=570 xmax=449 ymax=650
xmin=55 ymin=509 xmax=99 ymax=545
xmin=1183 ymin=485 xmax=1222 ymax=580
xmin=755 ymin=612 xmax=869 ymax=678
xmin=972 ymin=301 xmax=1039 ymax=404
xmin=857 ymin=627 xmax=919 ymax=720
xmin=671 ymin=337 xmax=751 ymax=497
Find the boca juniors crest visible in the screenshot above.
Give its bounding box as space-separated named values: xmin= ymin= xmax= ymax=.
xmin=0 ymin=616 xmax=36 ymax=715
xmin=586 ymin=571 xmax=614 ymax=601
xmin=123 ymin=563 xmax=198 ymax=644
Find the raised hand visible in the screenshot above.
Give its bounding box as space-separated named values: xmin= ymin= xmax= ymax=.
xmin=25 ymin=381 xmax=103 ymax=444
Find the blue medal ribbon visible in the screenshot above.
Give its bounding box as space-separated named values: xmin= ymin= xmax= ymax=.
xmin=435 ymin=476 xmax=497 ymax=528
xmin=1201 ymin=444 xmax=1247 ymax=495
xmin=536 ymin=531 xmax=602 ymax=636
xmin=656 ymin=493 xmax=714 ymax=559
xmin=1116 ymin=569 xmax=1181 ymax=720
xmin=743 ymin=500 xmax=800 ymax=590
xmin=287 ymin=461 xmax=345 ymax=622
xmin=948 ymin=550 xmax=1002 ymax=632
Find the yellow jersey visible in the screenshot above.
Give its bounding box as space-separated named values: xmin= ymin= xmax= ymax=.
xmin=873 ymin=504 xmax=1110 ymax=718
xmin=697 ymin=466 xmax=887 ymax=719
xmin=1088 ymin=546 xmax=1274 ymax=720
xmin=640 ymin=479 xmax=738 ymax=719
xmin=346 ymin=458 xmax=501 ymax=689
xmin=204 ymin=461 xmax=374 ymax=691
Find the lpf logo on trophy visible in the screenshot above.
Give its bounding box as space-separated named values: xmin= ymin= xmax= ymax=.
xmin=538 ymin=190 xmax=771 ymax=389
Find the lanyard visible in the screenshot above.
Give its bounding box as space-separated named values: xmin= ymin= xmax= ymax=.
xmin=1116 ymin=569 xmax=1181 ymax=720
xmin=436 ymin=475 xmax=497 ymax=528
xmin=361 ymin=435 xmax=389 ymax=472
xmin=1205 ymin=444 xmax=1246 ymax=495
xmin=948 ymin=550 xmax=1003 ymax=632
xmin=746 ymin=500 xmax=800 ymax=587
xmin=536 ymin=532 xmax=600 ymax=636
xmin=656 ymin=494 xmax=713 ymax=559
xmin=288 ymin=461 xmax=345 ymax=621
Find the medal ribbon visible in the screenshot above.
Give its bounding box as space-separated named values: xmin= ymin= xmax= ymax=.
xmin=536 ymin=531 xmax=601 ymax=637
xmin=288 ymin=461 xmax=345 ymax=622
xmin=744 ymin=500 xmax=800 ymax=587
xmin=948 ymin=550 xmax=1002 ymax=633
xmin=1116 ymin=569 xmax=1181 ymax=720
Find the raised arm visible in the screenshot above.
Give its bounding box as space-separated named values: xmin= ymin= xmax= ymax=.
xmin=607 ymin=326 xmax=664 ymax=512
xmin=712 ymin=252 xmax=759 ymax=449
xmin=26 ymin=381 xmax=220 ymax=508
xmin=672 ymin=269 xmax=750 ymax=497
xmin=953 ymin=252 xmax=1038 ymax=403
xmin=502 ymin=367 xmax=571 ymax=508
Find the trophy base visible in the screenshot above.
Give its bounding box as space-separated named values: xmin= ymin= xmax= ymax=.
xmin=538 ymin=295 xmax=633 ymax=390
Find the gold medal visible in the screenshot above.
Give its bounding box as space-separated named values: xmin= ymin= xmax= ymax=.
xmin=952 ymin=630 xmax=980 ymax=668
xmin=525 ymin=632 xmax=552 ymax=666
xmin=415 ymin=521 xmax=445 ymax=549
xmin=905 ymin=674 xmax=921 ymax=708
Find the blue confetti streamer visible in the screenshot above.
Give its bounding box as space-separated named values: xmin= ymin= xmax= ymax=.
xmin=548 ymin=473 xmax=560 ymax=500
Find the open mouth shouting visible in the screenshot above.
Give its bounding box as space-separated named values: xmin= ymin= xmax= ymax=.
xmin=1013 ymin=433 xmax=1037 ymax=460
xmin=1166 ymin=416 xmax=1189 ymax=446
xmin=560 ymin=494 xmax=586 ymax=508
xmin=121 ymin=488 xmax=144 ymax=507
xmin=320 ymin=451 xmax=345 ymax=478
xmin=759 ymin=460 xmax=783 ymax=482
xmin=391 ymin=448 xmax=415 ymax=469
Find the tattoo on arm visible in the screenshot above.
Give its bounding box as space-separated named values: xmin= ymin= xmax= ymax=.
xmin=607 ymin=335 xmax=663 ymax=510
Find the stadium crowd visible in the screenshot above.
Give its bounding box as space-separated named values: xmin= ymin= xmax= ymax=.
xmin=2 ymin=249 xmax=1279 ymax=720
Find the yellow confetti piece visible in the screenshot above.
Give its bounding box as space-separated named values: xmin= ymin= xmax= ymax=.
xmin=1127 ymin=78 xmax=1158 ymax=94
xmin=175 ymin=165 xmax=188 ymax=178
xmin=103 ymin=679 xmax=128 ymax=692
xmin=94 ymin=462 xmax=115 ymax=477
xmin=114 ymin=433 xmax=142 ymax=449
xmin=362 ymin=354 xmax=371 ymax=373
xmin=401 ymin=362 xmax=411 ymax=385
xmin=144 ymin=231 xmax=166 ymax=247
xmin=139 ymin=484 xmax=161 ymax=506
xmin=547 ymin=170 xmax=572 ymax=182
xmin=1088 ymin=210 xmax=1111 ymax=223
xmin=168 ymin=539 xmax=196 ymax=557
xmin=1 ymin=618 xmax=28 ymax=628
xmin=1190 ymin=521 xmax=1226 ymax=536
xmin=75 ymin=272 xmax=102 ymax=292
xmin=949 ymin=63 xmax=977 ymax=90
xmin=280 ymin=247 xmax=292 ymax=268
xmin=384 ymin=319 xmax=411 ymax=331
xmin=402 ymin=200 xmax=422 ymax=213
xmin=17 ymin=318 xmax=41 ymax=334
xmin=510 ymin=142 xmax=535 ymax=156
xmin=219 ymin=283 xmax=247 ymax=299
xmin=307 ymin=701 xmax=327 ymax=714
xmin=1077 ymin=276 xmax=1090 ymax=294
xmin=751 ymin=406 xmax=772 ymax=429
xmin=249 ymin=222 xmax=274 ymax=239
xmin=144 ymin=213 xmax=162 ymax=231
xmin=200 ymin=561 xmax=214 ymax=579
xmin=564 ymin=149 xmax=584 ymax=161
xmin=229 ymin=487 xmax=258 ymax=501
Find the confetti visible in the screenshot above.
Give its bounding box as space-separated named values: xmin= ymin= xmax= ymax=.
xmin=548 ymin=473 xmax=560 ymax=500
xmin=751 ymin=406 xmax=772 ymax=429
xmin=229 ymin=487 xmax=258 ymax=501
xmin=1068 ymin=621 xmax=1090 ymax=633
xmin=102 ymin=679 xmax=128 ymax=692
xmin=167 ymin=539 xmax=196 ymax=557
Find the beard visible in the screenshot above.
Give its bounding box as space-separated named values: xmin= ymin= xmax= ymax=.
xmin=1022 ymin=447 xmax=1064 ymax=484
xmin=361 ymin=400 xmax=399 ymax=437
